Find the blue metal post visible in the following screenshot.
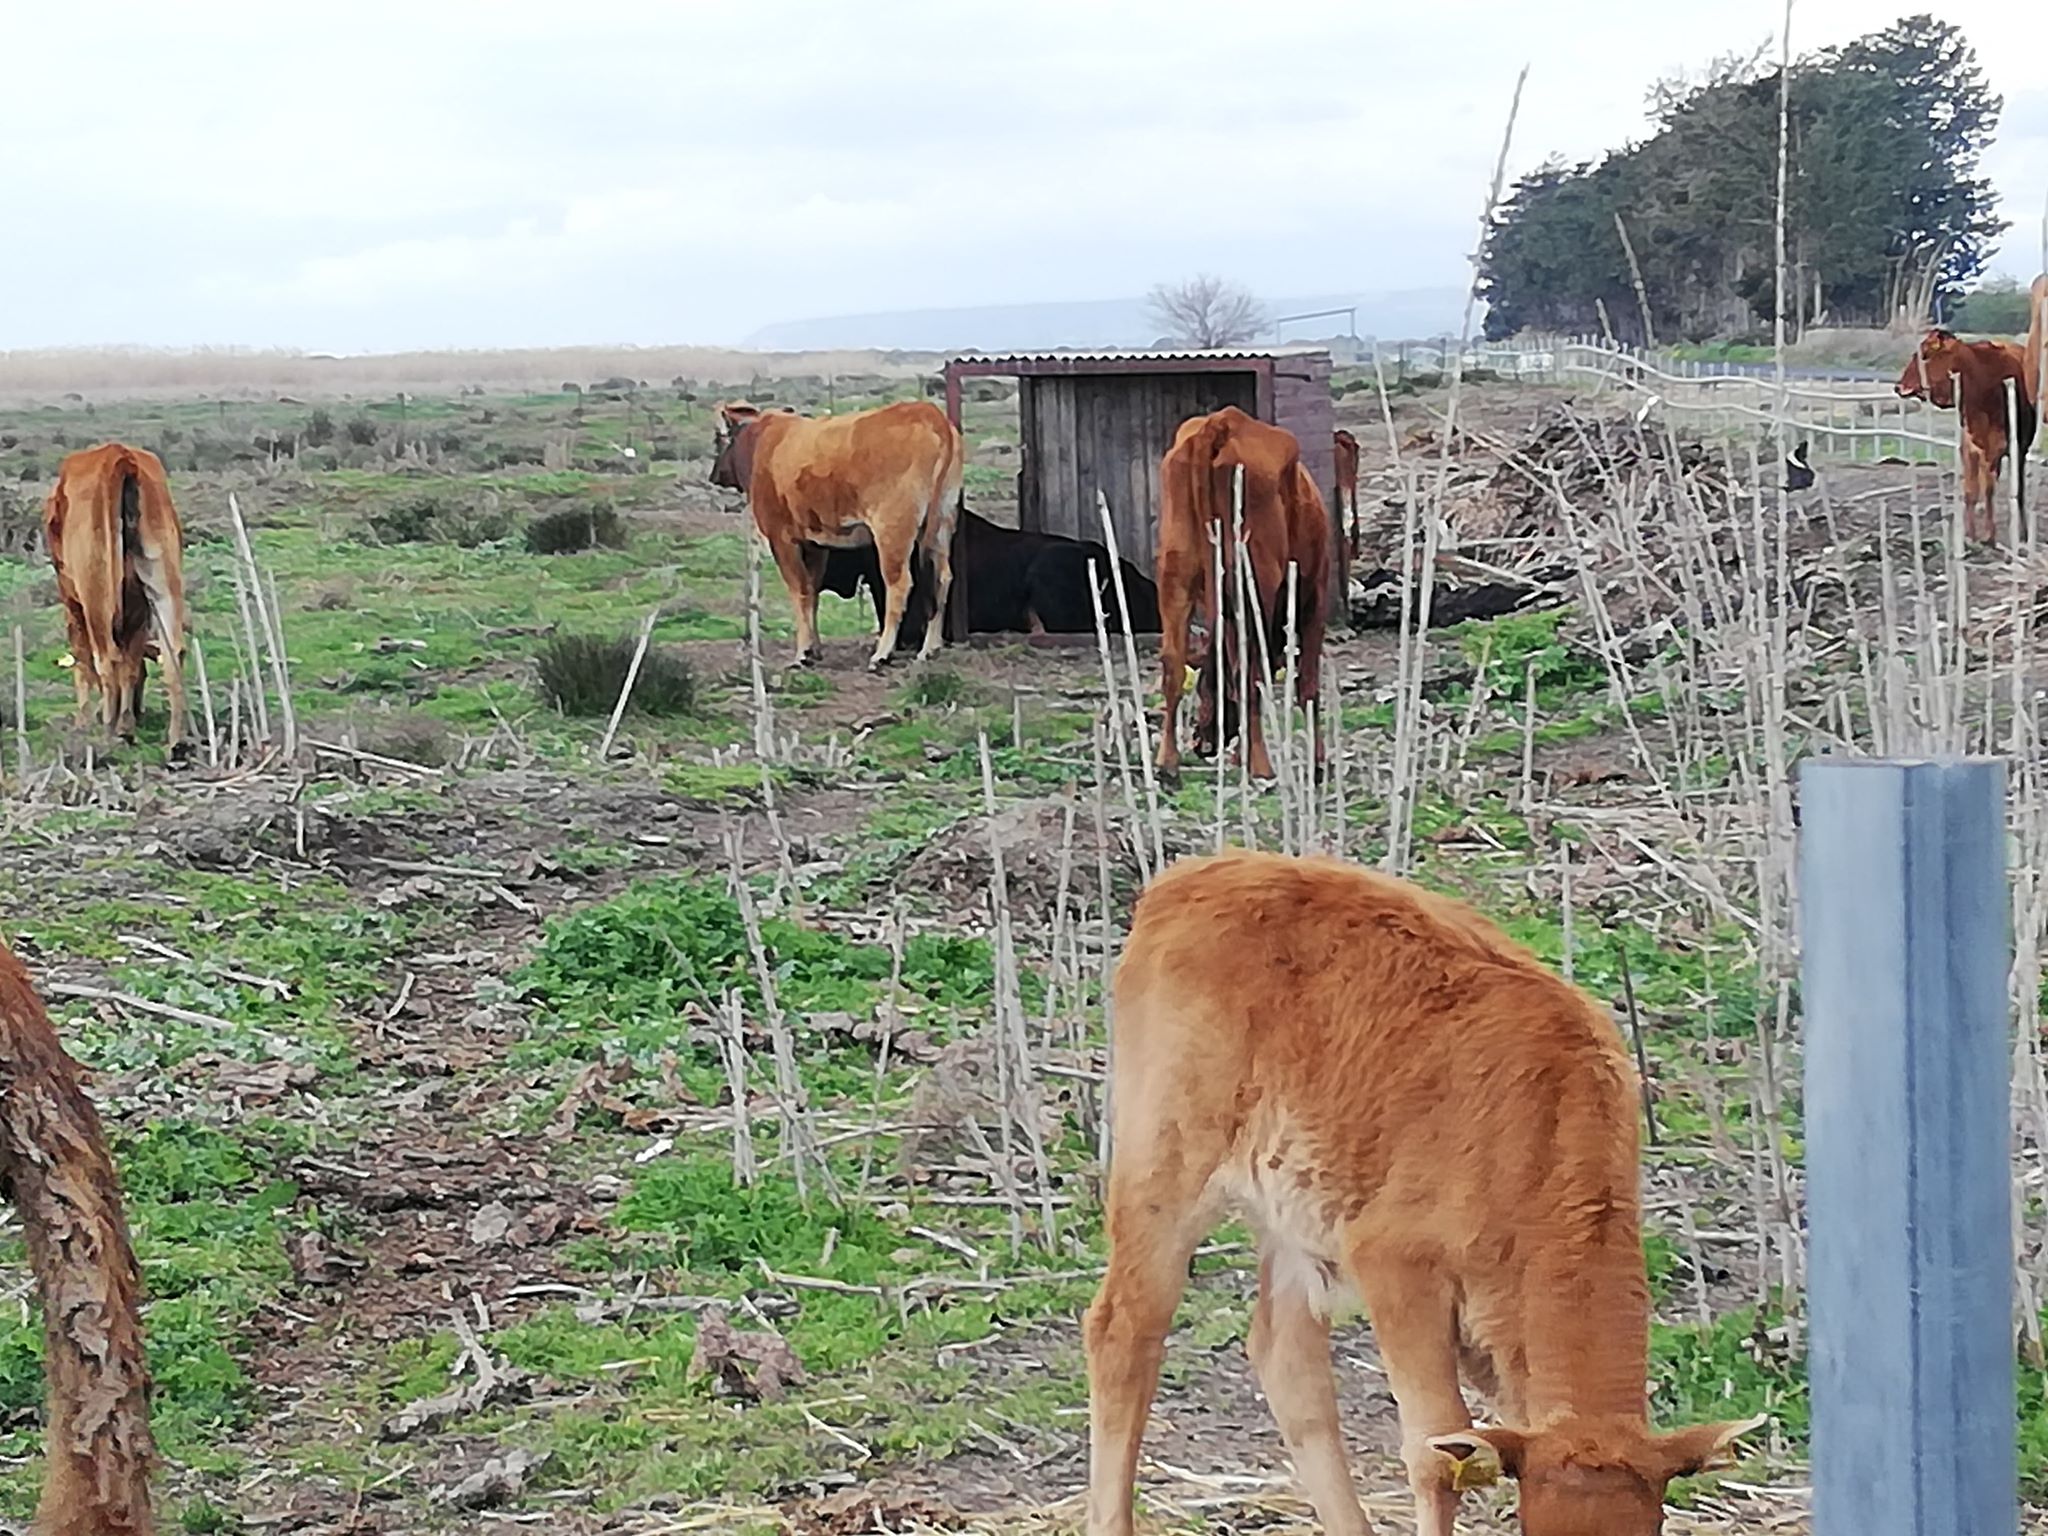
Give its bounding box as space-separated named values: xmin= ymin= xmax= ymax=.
xmin=1801 ymin=758 xmax=2014 ymax=1536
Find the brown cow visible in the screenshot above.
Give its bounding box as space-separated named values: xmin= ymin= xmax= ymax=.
xmin=1084 ymin=849 xmax=1763 ymax=1536
xmin=0 ymin=943 xmax=156 ymax=1535
xmin=43 ymin=444 xmax=189 ymax=752
xmin=1894 ymin=330 xmax=2037 ymax=544
xmin=1155 ymin=407 xmax=1330 ymax=781
xmin=710 ymin=400 xmax=962 ymax=669
xmin=1334 ymin=427 xmax=1361 ymax=559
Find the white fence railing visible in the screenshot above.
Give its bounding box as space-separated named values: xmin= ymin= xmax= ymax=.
xmin=1360 ymin=334 xmax=1958 ymax=467
xmin=1548 ymin=337 xmax=1955 ymax=466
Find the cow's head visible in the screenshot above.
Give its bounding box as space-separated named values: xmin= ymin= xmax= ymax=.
xmin=1427 ymin=1414 xmax=1763 ymax=1535
xmin=709 ymin=402 xmax=763 ymax=493
xmin=1895 ymin=329 xmax=1964 ymax=407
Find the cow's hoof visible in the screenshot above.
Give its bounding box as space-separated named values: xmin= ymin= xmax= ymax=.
xmin=1158 ymin=762 xmax=1182 ymax=790
xmin=866 ymin=655 xmax=893 ymax=674
xmin=167 ymin=740 xmax=194 ymax=766
xmin=792 ymin=652 xmax=817 ymax=669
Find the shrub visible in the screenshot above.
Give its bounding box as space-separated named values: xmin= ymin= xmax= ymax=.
xmin=901 ymin=668 xmax=974 ymax=707
xmin=361 ymin=494 xmax=510 ymax=548
xmin=344 ymin=414 xmax=378 ymax=447
xmin=347 ymin=709 xmax=454 ymax=767
xmin=440 ymin=502 xmax=513 ymax=548
xmin=362 ymin=494 xmax=447 ymax=544
xmin=535 ymin=632 xmax=697 ymax=717
xmin=0 ymin=487 xmax=40 ymax=554
xmin=303 ymin=409 xmax=335 ymax=447
xmin=524 ymin=504 xmax=626 ymax=555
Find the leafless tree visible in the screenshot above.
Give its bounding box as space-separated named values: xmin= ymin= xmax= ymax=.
xmin=1145 ymin=275 xmax=1267 ymax=348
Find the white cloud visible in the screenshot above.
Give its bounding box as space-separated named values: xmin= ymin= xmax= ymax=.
xmin=3 ymin=0 xmax=2044 ymax=349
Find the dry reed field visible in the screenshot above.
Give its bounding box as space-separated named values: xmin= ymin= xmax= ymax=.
xmin=0 ymin=345 xmax=938 ymax=407
xmin=0 ymin=339 xmax=2042 ymax=1535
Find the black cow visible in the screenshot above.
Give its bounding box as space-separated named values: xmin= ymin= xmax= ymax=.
xmin=813 ymin=510 xmax=1161 ymax=649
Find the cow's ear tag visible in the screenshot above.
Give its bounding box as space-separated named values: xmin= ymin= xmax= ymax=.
xmin=57 ymin=652 xmax=75 ymax=669
xmin=1448 ymin=1447 xmax=1501 ymax=1491
xmin=1183 ymin=665 xmax=1198 ymax=691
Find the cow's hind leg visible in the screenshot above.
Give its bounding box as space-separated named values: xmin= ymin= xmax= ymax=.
xmin=138 ymin=592 xmax=189 ymax=758
xmin=914 ymin=512 xmax=956 ymax=663
xmin=869 ymin=536 xmax=915 ymax=671
xmin=1248 ymin=1254 xmax=1373 ymax=1534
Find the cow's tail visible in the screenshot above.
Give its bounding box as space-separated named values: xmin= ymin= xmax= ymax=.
xmin=118 ymin=451 xmax=185 ymax=665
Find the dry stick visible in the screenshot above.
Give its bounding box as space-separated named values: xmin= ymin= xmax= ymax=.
xmin=1233 ymin=467 xmax=1253 ymax=846
xmin=757 ymin=761 xmax=803 ymax=915
xmin=225 ymin=495 xmax=287 ymax=754
xmin=1084 ymin=563 xmax=1155 ymax=883
xmin=724 ymin=829 xmax=837 ymax=1205
xmin=1558 ymin=840 xmax=1575 ymax=985
xmin=261 ymin=566 xmax=298 ymax=760
xmin=1040 ymin=800 xmax=1079 ymax=1060
xmin=746 ymin=528 xmax=776 ymax=761
xmin=1387 ymin=60 xmax=1528 ymax=872
xmin=979 ymin=731 xmax=1059 ymax=1248
xmin=1089 ymin=722 xmax=1116 ymax=1179
xmin=228 ymin=567 xmax=270 ymax=746
xmin=1282 ymin=561 xmax=1301 ymax=854
xmin=1327 ymin=656 xmax=1347 ymax=858
xmin=10 ymin=627 xmax=26 ymax=792
xmin=596 ymin=606 xmax=659 ymax=761
xmin=1210 ymin=524 xmax=1228 ymax=852
xmin=1520 ymin=658 xmax=1539 ymax=816
xmin=190 ymin=634 xmax=220 ymax=769
xmin=1616 ymin=943 xmax=1658 ymax=1147
xmin=1613 ymin=211 xmax=1658 ymax=347
xmin=856 ymin=902 xmax=907 ymax=1191
xmin=723 ymin=992 xmax=757 ymax=1187
xmin=1094 ymin=493 xmax=1167 ymax=872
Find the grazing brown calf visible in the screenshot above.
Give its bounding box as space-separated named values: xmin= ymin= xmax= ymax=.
xmin=1894 ymin=330 xmax=2037 ymax=544
xmin=1085 ymin=850 xmax=1761 ymax=1536
xmin=1155 ymin=407 xmax=1331 ymax=781
xmin=710 ymin=400 xmax=963 ymax=669
xmin=43 ymin=445 xmax=189 ymax=751
xmin=0 ymin=944 xmax=155 ymax=1535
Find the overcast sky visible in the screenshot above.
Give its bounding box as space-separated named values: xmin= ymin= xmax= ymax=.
xmin=6 ymin=1 xmax=2044 ymax=353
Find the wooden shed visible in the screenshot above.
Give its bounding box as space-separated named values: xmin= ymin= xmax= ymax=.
xmin=939 ymin=347 xmax=1340 ymax=640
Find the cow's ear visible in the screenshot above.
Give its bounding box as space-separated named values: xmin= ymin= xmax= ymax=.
xmin=1428 ymin=1427 xmax=1526 ymax=1486
xmin=1654 ymin=1415 xmax=1766 ymax=1480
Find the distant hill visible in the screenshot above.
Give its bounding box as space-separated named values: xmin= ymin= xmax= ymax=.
xmin=742 ymin=288 xmax=1472 ymax=353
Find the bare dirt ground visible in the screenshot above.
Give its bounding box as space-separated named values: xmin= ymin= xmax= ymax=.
xmin=4 ymin=368 xmax=2042 ymax=1535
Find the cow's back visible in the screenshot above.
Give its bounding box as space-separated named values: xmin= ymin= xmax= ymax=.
xmin=753 ymin=401 xmax=958 ymax=539
xmin=1115 ymin=849 xmax=1639 ymax=1257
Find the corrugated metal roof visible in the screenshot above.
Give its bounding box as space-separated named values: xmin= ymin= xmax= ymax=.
xmin=946 ymin=345 xmax=1328 ymax=369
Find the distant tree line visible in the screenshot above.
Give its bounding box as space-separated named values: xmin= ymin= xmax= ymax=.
xmin=1479 ymin=15 xmax=2006 ymax=344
